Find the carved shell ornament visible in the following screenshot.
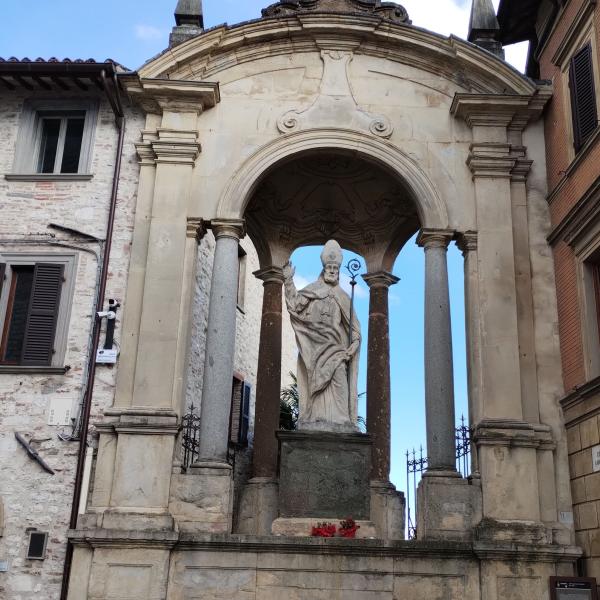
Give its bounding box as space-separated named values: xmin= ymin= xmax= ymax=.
xmin=261 ymin=0 xmax=411 ymax=25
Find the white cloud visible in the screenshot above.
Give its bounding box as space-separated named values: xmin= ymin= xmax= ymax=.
xmin=135 ymin=24 xmax=165 ymax=42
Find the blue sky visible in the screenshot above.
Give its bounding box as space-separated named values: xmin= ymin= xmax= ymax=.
xmin=1 ymin=0 xmax=527 ymax=497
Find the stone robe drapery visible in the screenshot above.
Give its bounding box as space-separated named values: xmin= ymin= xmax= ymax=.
xmin=285 ymin=275 xmax=361 ymax=432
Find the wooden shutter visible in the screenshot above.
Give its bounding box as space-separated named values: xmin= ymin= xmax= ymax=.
xmin=21 ymin=263 xmax=64 ymax=366
xmin=570 ymin=43 xmax=598 ymax=151
xmin=0 ymin=263 xmax=5 ymax=298
xmin=239 ymin=382 xmax=251 ymax=446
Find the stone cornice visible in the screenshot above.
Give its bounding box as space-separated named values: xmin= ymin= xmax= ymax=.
xmin=209 ymin=219 xmax=246 ymax=240
xmin=547 ymin=174 xmax=600 ymax=247
xmin=455 ymin=231 xmax=478 ymax=254
xmin=416 ymin=228 xmax=454 ymax=249
xmin=68 ymin=528 xmax=580 ymax=563
xmin=451 ymin=87 xmax=552 ymax=130
xmin=151 ymin=128 xmax=201 ymax=165
xmin=467 ymin=143 xmax=516 ymax=179
xmin=187 ymin=217 xmax=208 ymax=242
xmin=560 ymin=375 xmax=600 ymax=414
xmin=362 ymin=271 xmax=400 ymax=288
xmin=253 ymin=266 xmax=285 ymax=285
xmin=473 ymin=419 xmax=556 ymax=450
xmin=121 ymin=75 xmax=220 ymax=115
xmin=138 ymin=14 xmax=536 ymax=98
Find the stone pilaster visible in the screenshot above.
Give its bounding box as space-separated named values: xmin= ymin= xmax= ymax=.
xmin=417 ymin=229 xmax=457 ymax=475
xmin=362 ymin=271 xmax=399 ymax=482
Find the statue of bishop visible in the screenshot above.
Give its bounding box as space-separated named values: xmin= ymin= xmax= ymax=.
xmin=283 ymin=240 xmax=361 ymax=432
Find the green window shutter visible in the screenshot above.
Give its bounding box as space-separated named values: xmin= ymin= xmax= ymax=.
xmin=21 ymin=263 xmax=64 ymax=366
xmin=570 ymin=43 xmax=598 ymax=151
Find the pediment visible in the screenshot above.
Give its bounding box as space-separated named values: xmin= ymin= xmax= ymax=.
xmin=262 ymin=0 xmax=411 ymax=25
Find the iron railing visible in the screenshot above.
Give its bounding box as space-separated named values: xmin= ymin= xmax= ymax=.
xmin=405 ymin=415 xmax=472 ymax=540
xmin=181 ymin=404 xmax=201 ymax=471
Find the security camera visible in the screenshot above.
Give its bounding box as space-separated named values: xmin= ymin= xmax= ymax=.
xmin=97 ymin=311 xmax=116 ymax=320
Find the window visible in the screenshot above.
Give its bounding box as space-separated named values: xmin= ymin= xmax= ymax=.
xmin=569 ymin=43 xmax=599 ymax=151
xmin=11 ymin=100 xmax=98 ymax=177
xmin=0 ymin=254 xmax=76 ymax=368
xmin=581 ymin=250 xmax=600 ymax=379
xmin=229 ymin=376 xmax=251 ymax=446
xmin=237 ymin=245 xmax=247 ymax=311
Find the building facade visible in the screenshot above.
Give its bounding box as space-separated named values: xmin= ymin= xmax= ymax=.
xmin=498 ymin=0 xmax=600 ymax=585
xmin=0 ymin=0 xmax=591 ymax=598
xmin=0 ymin=58 xmax=278 ymax=599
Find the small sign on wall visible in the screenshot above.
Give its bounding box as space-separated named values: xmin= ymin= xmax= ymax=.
xmin=47 ymin=398 xmax=73 ymax=426
xmin=592 ymin=445 xmax=600 ymax=472
xmin=550 ymin=577 xmax=598 ymax=600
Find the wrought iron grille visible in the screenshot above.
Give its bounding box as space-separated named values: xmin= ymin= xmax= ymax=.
xmin=181 ymin=404 xmax=201 ymax=471
xmin=405 ymin=415 xmax=472 ymax=540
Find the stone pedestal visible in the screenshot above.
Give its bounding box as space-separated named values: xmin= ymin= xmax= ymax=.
xmin=370 ymin=480 xmax=406 ymax=540
xmin=276 ymin=431 xmax=372 ymax=520
xmin=235 ymin=477 xmax=279 ymax=535
xmin=417 ymin=474 xmax=480 ymax=541
xmin=169 ymin=463 xmax=234 ymax=533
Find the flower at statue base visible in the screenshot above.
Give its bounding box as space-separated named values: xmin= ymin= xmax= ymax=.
xmin=338 ymin=518 xmax=360 ymax=539
xmin=311 ymin=522 xmax=337 ymax=537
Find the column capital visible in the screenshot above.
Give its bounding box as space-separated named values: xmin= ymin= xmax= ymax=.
xmin=209 ymin=219 xmax=246 ymax=241
xmin=187 ymin=217 xmax=208 ymax=243
xmin=253 ymin=266 xmax=285 ymax=285
xmin=417 ymin=229 xmax=455 ymax=249
xmin=362 ymin=271 xmax=400 ymax=289
xmin=456 ymin=231 xmax=478 ymax=255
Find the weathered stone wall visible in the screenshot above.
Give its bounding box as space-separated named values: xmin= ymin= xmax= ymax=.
xmin=0 ymin=90 xmax=145 ymax=599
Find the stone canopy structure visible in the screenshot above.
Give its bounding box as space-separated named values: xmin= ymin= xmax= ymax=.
xmin=34 ymin=0 xmax=579 ymax=598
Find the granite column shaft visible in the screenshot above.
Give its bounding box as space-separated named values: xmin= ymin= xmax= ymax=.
xmin=252 ymin=267 xmax=285 ymax=479
xmin=418 ymin=230 xmax=457 ymax=473
xmin=363 ymin=271 xmax=399 ymax=482
xmin=197 ymin=220 xmax=245 ymax=465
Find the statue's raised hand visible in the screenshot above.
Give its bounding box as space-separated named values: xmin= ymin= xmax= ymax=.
xmin=283 ymin=261 xmax=295 ymax=282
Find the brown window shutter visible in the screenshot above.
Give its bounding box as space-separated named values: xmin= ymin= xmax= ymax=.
xmin=570 ymin=43 xmax=598 ymax=151
xmin=21 ymin=263 xmax=64 ymax=366
xmin=239 ymin=382 xmax=251 ymax=446
xmin=0 ymin=263 xmax=5 ymax=298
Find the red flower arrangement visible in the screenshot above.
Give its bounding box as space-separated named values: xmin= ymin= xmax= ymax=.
xmin=338 ymin=518 xmax=360 ymax=538
xmin=311 ymin=518 xmax=360 ymax=539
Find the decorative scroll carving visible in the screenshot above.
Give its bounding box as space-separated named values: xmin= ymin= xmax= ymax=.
xmin=262 ymin=0 xmax=411 ymax=25
xmin=276 ymin=50 xmax=394 ymax=139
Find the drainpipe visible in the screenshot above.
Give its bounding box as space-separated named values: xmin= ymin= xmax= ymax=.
xmin=60 ymin=69 xmax=126 ymax=600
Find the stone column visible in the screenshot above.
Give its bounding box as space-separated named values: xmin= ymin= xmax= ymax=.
xmin=237 ymin=267 xmax=284 ymax=535
xmin=196 ymin=219 xmax=246 ymax=466
xmin=362 ymin=271 xmax=399 ymax=482
xmin=252 ymin=267 xmax=285 ymax=479
xmin=417 ymin=229 xmax=457 ymax=474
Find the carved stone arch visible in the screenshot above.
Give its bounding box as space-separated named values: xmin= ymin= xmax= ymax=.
xmin=217 ymin=128 xmax=448 ymax=234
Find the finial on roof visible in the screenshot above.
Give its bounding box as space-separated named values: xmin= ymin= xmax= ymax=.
xmin=170 ymin=0 xmax=204 ymax=47
xmin=468 ymin=0 xmax=504 ymax=59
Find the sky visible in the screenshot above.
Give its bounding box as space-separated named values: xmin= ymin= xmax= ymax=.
xmin=0 ymin=0 xmax=528 ymax=501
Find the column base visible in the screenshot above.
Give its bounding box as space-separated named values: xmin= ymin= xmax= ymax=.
xmin=169 ymin=462 xmax=233 ymax=533
xmin=235 ymin=477 xmax=279 ymax=535
xmin=417 ymin=474 xmax=481 ymax=541
xmin=370 ymin=480 xmax=405 ymax=540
